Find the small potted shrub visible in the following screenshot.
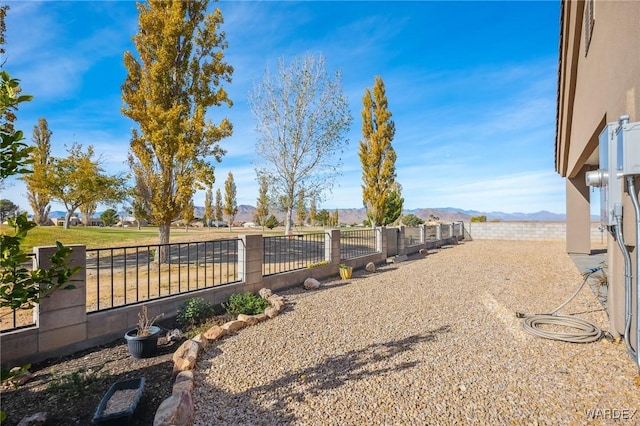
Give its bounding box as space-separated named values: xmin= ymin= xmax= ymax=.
xmin=124 ymin=305 xmax=163 ymax=359
xmin=339 ymin=263 xmax=353 ymax=280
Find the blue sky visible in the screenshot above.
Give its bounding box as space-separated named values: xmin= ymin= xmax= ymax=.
xmin=2 ymin=0 xmax=575 ymax=215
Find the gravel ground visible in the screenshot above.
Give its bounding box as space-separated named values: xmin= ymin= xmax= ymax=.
xmin=192 ymin=240 xmax=640 ymax=425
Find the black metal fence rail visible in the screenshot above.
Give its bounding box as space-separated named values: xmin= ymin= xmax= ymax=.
xmin=86 ymin=239 xmax=240 ymax=312
xmin=263 ymin=233 xmax=326 ymax=276
xmin=340 ymin=228 xmax=378 ymax=260
xmin=404 ymin=227 xmax=422 ymax=246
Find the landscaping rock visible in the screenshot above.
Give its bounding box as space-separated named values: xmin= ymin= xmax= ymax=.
xmin=265 ymin=307 xmax=279 ymax=318
xmin=10 ymin=370 xmax=34 ymax=387
xmin=153 ymin=390 xmax=194 ymax=426
xmin=267 ymin=294 xmax=284 ymax=304
xmin=17 ymin=412 xmax=47 ymax=426
xmin=253 ymin=313 xmax=268 ymax=322
xmin=258 ymin=288 xmax=273 ymax=299
xmin=172 ymin=371 xmax=194 ymax=394
xmin=391 ymin=255 xmax=408 ymax=263
xmin=172 ymin=340 xmax=200 ymax=374
xmin=221 ymin=320 xmax=246 ymax=334
xmin=237 ymin=314 xmax=259 ymax=326
xmin=303 ymin=278 xmax=321 ymax=290
xmin=419 ymin=248 xmax=429 ymax=255
xmin=365 ymin=262 xmax=376 ymax=272
xmin=203 ymin=325 xmax=227 ymax=341
xmin=166 ymin=328 xmax=183 ymax=342
xmin=191 ymin=333 xmax=208 ymax=350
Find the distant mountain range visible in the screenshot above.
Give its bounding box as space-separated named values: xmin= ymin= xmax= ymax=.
xmin=48 ymin=206 xmax=572 ymax=223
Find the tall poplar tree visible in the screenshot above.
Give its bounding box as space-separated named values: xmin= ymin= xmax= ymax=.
xmin=204 ymin=185 xmax=213 ymax=227
xmin=121 ymin=0 xmax=233 ymax=254
xmin=23 ymin=118 xmax=52 ymax=225
xmin=215 ymin=188 xmax=223 ymax=224
xmin=222 ymin=171 xmax=237 ymax=230
xmin=359 ymin=76 xmax=398 ymax=227
xmin=255 ymin=175 xmax=269 ymax=229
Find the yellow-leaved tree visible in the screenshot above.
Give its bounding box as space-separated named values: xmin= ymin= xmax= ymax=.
xmin=122 ymin=0 xmax=233 ymax=259
xmin=359 ymin=76 xmax=400 ymax=227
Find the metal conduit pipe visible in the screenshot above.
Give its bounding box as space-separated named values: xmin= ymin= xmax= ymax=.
xmin=627 ymin=176 xmax=640 ymax=370
xmin=614 ymin=214 xmax=635 ymax=358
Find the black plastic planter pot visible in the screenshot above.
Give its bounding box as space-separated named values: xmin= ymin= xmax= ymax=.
xmin=124 ymin=326 xmax=160 ymax=359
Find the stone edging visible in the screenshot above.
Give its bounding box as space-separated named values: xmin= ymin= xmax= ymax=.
xmin=152 ymin=288 xmax=285 ymax=426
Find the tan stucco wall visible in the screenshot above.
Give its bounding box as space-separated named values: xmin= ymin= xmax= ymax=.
xmin=556 ymin=0 xmax=640 ymax=349
xmin=557 ymin=0 xmax=640 ymax=178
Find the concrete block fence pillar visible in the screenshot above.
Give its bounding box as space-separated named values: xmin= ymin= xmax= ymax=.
xmin=238 ymin=234 xmax=263 ymax=290
xmin=328 ymin=229 xmax=340 ymax=265
xmin=35 ymin=244 xmax=87 ymax=353
xmin=398 ymin=226 xmax=406 ymax=256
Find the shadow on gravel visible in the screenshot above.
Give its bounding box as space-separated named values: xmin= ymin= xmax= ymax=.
xmin=195 ymin=325 xmax=451 ymax=424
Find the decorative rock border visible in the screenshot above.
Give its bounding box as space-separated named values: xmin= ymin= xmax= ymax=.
xmin=152 ymin=289 xmax=285 ymax=426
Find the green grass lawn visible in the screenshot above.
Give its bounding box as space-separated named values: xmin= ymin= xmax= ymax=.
xmin=0 ymin=224 xmax=320 ymax=251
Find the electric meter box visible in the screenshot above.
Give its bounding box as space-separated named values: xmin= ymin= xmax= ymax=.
xmin=617 ymin=121 xmax=640 ymax=176
xmin=593 ymin=123 xmax=621 ymax=226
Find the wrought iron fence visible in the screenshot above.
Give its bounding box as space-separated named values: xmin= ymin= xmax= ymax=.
xmin=404 ymin=227 xmax=422 ymax=246
xmin=0 ymin=255 xmax=36 ymax=331
xmin=340 ymin=228 xmax=378 ymax=260
xmin=263 ymin=233 xmax=326 ymax=276
xmin=86 ymin=239 xmax=240 ymax=312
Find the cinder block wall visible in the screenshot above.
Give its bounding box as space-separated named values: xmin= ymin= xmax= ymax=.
xmin=465 ymin=221 xmax=604 ymax=242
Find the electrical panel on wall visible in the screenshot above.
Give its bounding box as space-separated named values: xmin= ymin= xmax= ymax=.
xmin=585 ymin=122 xmax=622 ymax=226
xmin=617 ymin=120 xmax=640 ymax=176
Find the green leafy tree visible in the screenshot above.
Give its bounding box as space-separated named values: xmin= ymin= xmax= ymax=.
xmin=332 ymin=209 xmax=339 ymax=227
xmin=222 ymin=171 xmax=237 ymax=230
xmin=0 ymin=37 xmax=79 ymax=412
xmin=316 ymin=209 xmax=330 ymax=227
xmin=359 ymin=76 xmax=398 ymax=227
xmin=204 ymin=185 xmax=214 ymax=227
xmin=122 ymin=0 xmax=233 ymax=258
xmin=250 ymin=54 xmax=352 ymax=236
xmin=255 ymin=175 xmax=269 ymax=229
xmin=1 ymin=71 xmax=33 ymax=187
xmin=45 ymin=143 xmax=127 ymax=229
xmin=215 ymin=188 xmax=223 ymax=224
xmin=264 ymin=214 xmax=278 ymax=230
xmin=470 ymin=215 xmax=487 ymax=223
xmin=100 ymin=208 xmax=119 ymax=227
xmin=0 ymin=199 xmax=18 ymax=222
xmin=22 ymin=117 xmax=52 ymax=225
xmin=382 ymin=183 xmax=404 ymax=226
xmin=402 ymin=213 xmax=424 ymax=227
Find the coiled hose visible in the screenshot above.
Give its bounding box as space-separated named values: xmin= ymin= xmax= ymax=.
xmin=518 ymin=269 xmax=603 ymax=343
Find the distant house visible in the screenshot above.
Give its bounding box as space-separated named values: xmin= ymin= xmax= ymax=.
xmin=555 ymin=1 xmax=640 ymax=349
